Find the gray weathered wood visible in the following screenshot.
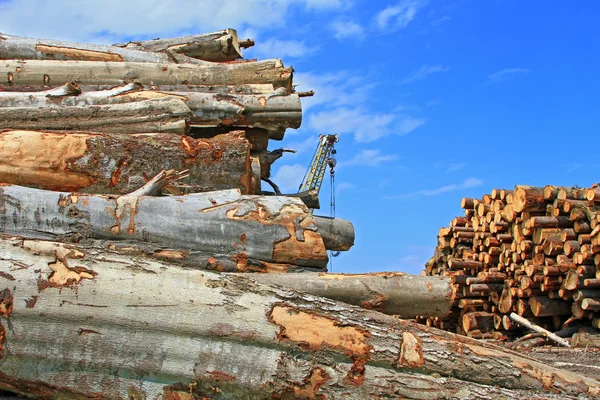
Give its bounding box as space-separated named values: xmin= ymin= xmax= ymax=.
xmin=0 ymin=97 xmax=191 ymax=134
xmin=0 ymin=130 xmax=254 ymax=195
xmin=0 ymin=238 xmax=597 ymax=399
xmin=245 ymin=272 xmax=454 ymax=318
xmin=0 ymin=182 xmax=330 ymax=269
xmin=113 ymin=29 xmax=251 ymax=62
xmin=0 ymin=59 xmax=292 ymax=89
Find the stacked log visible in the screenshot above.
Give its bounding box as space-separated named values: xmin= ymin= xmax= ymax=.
xmin=421 ymin=184 xmax=600 ymax=343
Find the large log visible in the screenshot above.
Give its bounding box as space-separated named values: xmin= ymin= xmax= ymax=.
xmin=113 ymin=29 xmax=253 ymax=62
xmin=0 ymin=237 xmax=597 ymax=399
xmin=245 ymin=272 xmax=454 ymax=318
xmin=0 ymin=84 xmax=302 ymax=133
xmin=0 ymin=130 xmax=254 ymax=194
xmin=0 ymin=179 xmax=331 ymax=269
xmin=0 ymin=32 xmax=184 ymax=64
xmin=0 ymin=97 xmax=191 ymax=134
xmin=0 ymin=59 xmax=292 ymax=89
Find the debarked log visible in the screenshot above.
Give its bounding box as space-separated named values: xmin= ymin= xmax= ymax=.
xmin=0 ymin=32 xmax=184 ymax=64
xmin=245 ymin=272 xmax=454 ymax=318
xmin=0 ymin=97 xmax=191 ymax=134
xmin=0 ymin=238 xmax=597 ymax=399
xmin=0 ymin=59 xmax=293 ymax=89
xmin=0 ymin=130 xmax=254 ymax=194
xmin=0 ymin=84 xmax=303 ymax=132
xmin=113 ymin=28 xmax=252 ymax=62
xmin=0 ymin=184 xmax=331 ymax=269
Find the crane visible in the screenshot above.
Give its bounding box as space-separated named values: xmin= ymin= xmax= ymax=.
xmin=298 ymin=134 xmax=339 ymax=198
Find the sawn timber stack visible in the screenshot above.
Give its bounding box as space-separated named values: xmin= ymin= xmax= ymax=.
xmin=421 ymin=184 xmax=600 ymax=344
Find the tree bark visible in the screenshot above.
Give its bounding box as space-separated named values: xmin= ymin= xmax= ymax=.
xmin=113 ymin=29 xmax=251 ymax=62
xmin=0 ymin=237 xmax=597 ymax=399
xmin=0 ymin=182 xmax=333 ymax=269
xmin=0 ymin=97 xmax=192 ymax=134
xmin=0 ymin=59 xmax=292 ymax=89
xmin=0 ymin=84 xmax=303 ymax=133
xmin=244 ymin=272 xmax=454 ymax=318
xmin=0 ymin=130 xmax=254 ymax=194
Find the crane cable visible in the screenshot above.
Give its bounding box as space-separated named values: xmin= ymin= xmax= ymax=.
xmin=328 ymin=156 xmax=340 ymax=272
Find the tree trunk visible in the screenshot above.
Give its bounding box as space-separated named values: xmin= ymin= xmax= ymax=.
xmin=113 ymin=29 xmax=252 ymax=62
xmin=244 ymin=272 xmax=454 ymax=318
xmin=0 ymin=97 xmax=191 ymax=134
xmin=0 ymin=182 xmax=332 ymax=269
xmin=0 ymin=130 xmax=254 ymax=194
xmin=0 ymin=59 xmax=292 ymax=89
xmin=0 ymin=84 xmax=302 ymax=133
xmin=0 ymin=237 xmax=597 ymax=399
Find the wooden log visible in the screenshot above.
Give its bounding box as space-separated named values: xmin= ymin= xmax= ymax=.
xmin=0 ymin=239 xmax=597 ymax=398
xmin=509 ymin=313 xmax=571 ymax=347
xmin=0 ymin=130 xmax=254 ymax=194
xmin=581 ymin=298 xmax=600 ymax=311
xmin=513 ymin=185 xmax=546 ymax=212
xmin=312 ymin=216 xmax=355 ymax=252
xmin=529 ymin=296 xmax=572 ymax=317
xmin=113 ymin=29 xmax=251 ymax=62
xmin=0 ymin=178 xmax=332 ymax=269
xmin=462 ymin=312 xmax=494 ymax=332
xmin=0 ymin=98 xmax=192 ymax=134
xmin=0 ymin=85 xmax=303 ymax=133
xmin=585 ymin=187 xmax=600 ymax=201
xmin=572 ymin=333 xmax=600 ymax=348
xmin=0 ymin=59 xmax=293 ymax=89
xmin=247 ymin=272 xmax=454 ymax=318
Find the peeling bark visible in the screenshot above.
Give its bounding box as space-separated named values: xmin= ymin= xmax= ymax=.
xmin=0 ymin=184 xmax=330 ymax=269
xmin=0 ymin=97 xmax=191 ymax=134
xmin=0 ymin=130 xmax=253 ymax=194
xmin=113 ymin=29 xmax=250 ymax=62
xmin=244 ymin=272 xmax=454 ymax=317
xmin=0 ymin=237 xmax=597 ymax=399
xmin=0 ymin=85 xmax=302 ymax=133
xmin=0 ymin=59 xmax=292 ymax=90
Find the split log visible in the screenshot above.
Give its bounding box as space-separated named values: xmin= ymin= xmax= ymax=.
xmin=0 ymin=84 xmax=303 ymax=133
xmin=0 ymin=59 xmax=293 ymax=89
xmin=0 ymin=238 xmax=597 ymax=399
xmin=0 ymin=130 xmax=254 ymax=194
xmin=113 ymin=29 xmax=252 ymax=62
xmin=246 ymin=272 xmax=454 ymax=318
xmin=0 ymin=32 xmax=192 ymax=64
xmin=0 ymin=97 xmax=191 ymax=134
xmin=0 ymin=178 xmax=335 ymax=270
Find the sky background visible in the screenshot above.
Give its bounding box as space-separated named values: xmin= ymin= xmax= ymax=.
xmin=1 ymin=0 xmax=598 ymax=274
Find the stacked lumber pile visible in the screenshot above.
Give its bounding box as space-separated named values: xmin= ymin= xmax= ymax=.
xmin=421 ymin=184 xmax=600 ymax=344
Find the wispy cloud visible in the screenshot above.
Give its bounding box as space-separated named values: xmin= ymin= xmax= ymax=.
xmin=339 ymin=149 xmax=399 ymax=167
xmin=400 ymin=64 xmax=448 ymax=84
xmin=564 ymin=163 xmax=584 ymax=173
xmin=385 ymin=177 xmax=483 ymax=200
xmin=488 ymin=68 xmax=531 ymax=82
xmin=330 ymin=19 xmax=365 ymax=40
xmin=335 ymin=182 xmax=356 ymax=195
xmin=375 ymin=0 xmax=427 ymax=31
xmin=433 ymin=162 xmax=467 ymax=173
xmin=252 ymin=38 xmax=317 ymax=59
xmin=271 ymin=163 xmax=306 ymax=193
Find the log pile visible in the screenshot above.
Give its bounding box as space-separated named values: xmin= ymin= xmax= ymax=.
xmin=421 ymin=184 xmax=600 ymax=344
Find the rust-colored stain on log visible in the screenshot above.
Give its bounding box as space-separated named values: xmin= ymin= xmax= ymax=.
xmin=23 ymin=239 xmax=86 ymax=259
xmin=360 ymin=292 xmax=387 ymax=312
xmin=397 ymin=332 xmax=424 ymax=368
xmin=154 ymin=249 xmax=189 ymax=260
xmin=317 ymin=272 xmax=408 ymax=280
xmin=233 ymin=252 xmax=248 ymax=271
xmin=24 ymin=296 xmax=38 ymax=308
xmin=269 ymin=305 xmax=371 ymax=357
xmin=0 ymin=323 xmax=6 ymax=360
xmin=0 ymin=271 xmax=15 ymax=281
xmin=35 ymin=44 xmax=124 ymax=62
xmin=207 ymin=370 xmax=237 ymax=382
xmin=38 ymin=258 xmax=96 ymax=291
xmin=0 ymin=288 xmax=14 ymax=318
xmin=163 ymin=387 xmax=194 ymax=400
xmin=0 ymin=131 xmax=95 ymax=191
xmin=274 ymin=367 xmax=330 ymax=400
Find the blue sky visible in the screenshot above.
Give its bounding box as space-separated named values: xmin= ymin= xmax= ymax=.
xmin=1 ymin=1 xmax=599 ymax=274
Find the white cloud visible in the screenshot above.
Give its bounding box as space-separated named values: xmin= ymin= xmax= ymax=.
xmin=330 ymin=20 xmax=365 ymax=40
xmin=400 ymin=64 xmax=448 ymax=84
xmin=0 ymin=0 xmax=342 ymax=42
xmin=271 ymin=163 xmax=306 ymax=193
xmin=335 ymin=182 xmax=355 ymax=195
xmin=433 ymin=162 xmax=467 ymax=173
xmin=385 ymin=177 xmax=483 ymax=200
xmin=308 ymin=107 xmax=424 ymax=142
xmin=488 ymin=68 xmax=531 ymax=82
xmin=252 ymin=38 xmax=316 ymax=59
xmin=375 ymin=0 xmax=427 ymax=31
xmin=339 ymin=149 xmax=399 ymax=167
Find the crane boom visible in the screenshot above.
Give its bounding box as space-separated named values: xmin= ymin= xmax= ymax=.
xmin=298 ymin=134 xmax=338 ymax=195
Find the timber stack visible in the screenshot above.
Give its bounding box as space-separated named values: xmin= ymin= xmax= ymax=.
xmin=1 ymin=29 xmax=600 ymax=399
xmin=421 ymin=184 xmax=600 ymax=346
